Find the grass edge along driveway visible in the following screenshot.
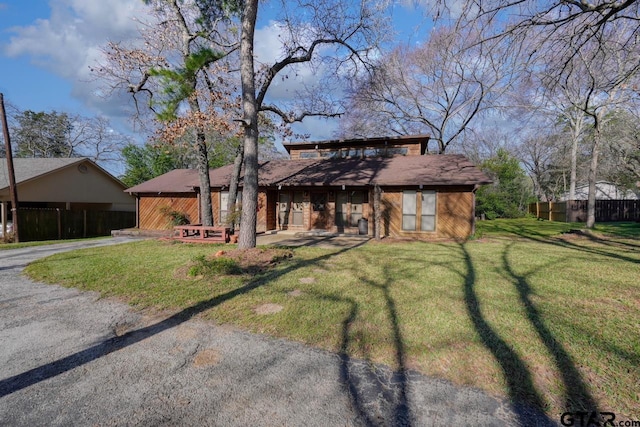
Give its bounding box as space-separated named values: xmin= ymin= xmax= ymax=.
xmin=25 ymin=219 xmax=640 ymax=420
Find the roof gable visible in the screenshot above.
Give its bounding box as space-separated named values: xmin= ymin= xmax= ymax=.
xmin=1 ymin=158 xmax=128 ymax=191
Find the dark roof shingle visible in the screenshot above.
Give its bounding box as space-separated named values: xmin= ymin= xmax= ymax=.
xmin=126 ymin=154 xmax=491 ymax=193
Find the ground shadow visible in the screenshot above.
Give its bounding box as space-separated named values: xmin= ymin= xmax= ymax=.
xmin=456 ymin=243 xmax=547 ymax=425
xmin=341 ymin=262 xmax=412 ymax=426
xmin=0 ymin=239 xmax=367 ymax=398
xmin=490 ymin=223 xmax=640 ymax=264
xmin=501 ymin=242 xmax=599 ymax=413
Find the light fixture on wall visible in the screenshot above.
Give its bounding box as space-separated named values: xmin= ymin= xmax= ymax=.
xmin=342 ymin=184 xmax=345 ymax=190
xmin=419 ymin=184 xmax=423 ymax=190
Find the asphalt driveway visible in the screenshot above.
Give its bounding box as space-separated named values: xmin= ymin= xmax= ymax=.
xmin=0 ymin=238 xmax=557 ymax=426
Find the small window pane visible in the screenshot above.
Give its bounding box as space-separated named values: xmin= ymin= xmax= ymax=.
xmin=422 ymin=191 xmax=436 ymax=215
xmin=403 ymin=191 xmax=416 ymax=215
xmin=402 ymin=191 xmax=417 ymax=230
xmin=403 ymin=215 xmax=416 ymax=230
xmin=421 ymin=215 xmax=435 ymax=231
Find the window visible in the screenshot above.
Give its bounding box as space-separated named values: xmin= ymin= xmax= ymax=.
xmin=278 ymin=193 xmax=290 ymax=227
xmin=421 ymin=191 xmax=436 ymax=231
xmin=387 ymin=147 xmax=408 ymax=156
xmin=311 ymin=192 xmax=326 ymax=211
xmin=336 ymin=191 xmax=348 ymax=227
xmin=220 ymin=191 xmax=241 ymax=224
xmin=402 ymin=191 xmax=417 ymax=230
xmin=350 ymin=191 xmax=364 ymax=226
xmin=292 ymin=191 xmax=304 ymax=226
xmin=300 ymin=151 xmax=319 ymax=159
xmin=402 ymin=190 xmax=436 ymax=231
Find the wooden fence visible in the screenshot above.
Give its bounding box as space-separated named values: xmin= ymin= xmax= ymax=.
xmin=16 ymin=208 xmax=136 ymax=241
xmin=529 ymin=200 xmax=640 ymax=222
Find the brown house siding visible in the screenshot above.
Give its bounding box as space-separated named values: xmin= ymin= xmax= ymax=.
xmin=289 ymin=143 xmax=422 ymax=160
xmin=380 ymin=187 xmax=474 ymax=239
xmin=139 ymin=193 xmax=199 ymax=230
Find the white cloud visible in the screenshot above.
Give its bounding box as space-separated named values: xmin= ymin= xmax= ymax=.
xmin=3 ymin=0 xmax=150 ymax=124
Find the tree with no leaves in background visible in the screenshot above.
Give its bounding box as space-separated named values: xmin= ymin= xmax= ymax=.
xmin=339 ymin=25 xmax=511 ymax=154
xmin=10 ymin=109 xmax=131 ymax=169
xmin=435 ymin=0 xmax=640 ymax=227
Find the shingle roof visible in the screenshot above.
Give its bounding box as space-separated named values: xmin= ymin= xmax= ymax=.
xmin=126 ymin=154 xmax=491 ymax=193
xmin=0 ymin=158 xmax=87 ymax=190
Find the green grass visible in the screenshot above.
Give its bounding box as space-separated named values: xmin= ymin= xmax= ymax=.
xmin=24 ymin=221 xmax=640 ymax=418
xmin=0 ymin=237 xmax=109 ymax=250
xmin=476 ymin=217 xmax=640 ymax=239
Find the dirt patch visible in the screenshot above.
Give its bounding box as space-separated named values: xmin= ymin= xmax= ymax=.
xmin=299 ymin=277 xmax=316 ymax=284
xmin=192 ymin=348 xmax=221 ymax=367
xmin=288 ymin=289 xmax=304 ymax=297
xmin=254 ymin=303 xmax=284 ymax=315
xmin=212 ymin=248 xmax=293 ymax=274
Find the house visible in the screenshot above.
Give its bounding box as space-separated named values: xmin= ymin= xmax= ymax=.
xmin=1 ymin=158 xmax=135 ymax=236
xmin=126 ymin=135 xmax=492 ymax=239
xmin=559 ymin=181 xmax=639 ymax=201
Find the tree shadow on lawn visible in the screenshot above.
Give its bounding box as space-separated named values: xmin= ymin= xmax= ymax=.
xmin=0 ymin=241 xmax=364 ymax=400
xmin=499 ymin=242 xmax=599 ymax=413
xmin=493 ymin=223 xmax=640 ymax=264
xmin=454 ymin=242 xmax=600 ymax=423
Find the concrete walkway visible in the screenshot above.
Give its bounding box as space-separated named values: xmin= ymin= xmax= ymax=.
xmin=257 ymin=230 xmax=371 ymax=249
xmin=0 ymin=238 xmax=557 ymax=426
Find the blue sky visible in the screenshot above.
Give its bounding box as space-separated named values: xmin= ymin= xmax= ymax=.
xmin=0 ymin=0 xmax=429 ymax=149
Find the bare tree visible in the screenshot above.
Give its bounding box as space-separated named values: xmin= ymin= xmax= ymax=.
xmin=232 ymin=0 xmax=390 ymax=248
xmin=339 ymin=25 xmax=510 ymax=153
xmin=437 ymin=0 xmax=640 ymax=227
xmin=10 ymin=109 xmax=131 ymax=169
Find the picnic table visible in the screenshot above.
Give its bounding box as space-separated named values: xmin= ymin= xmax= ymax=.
xmin=174 ymin=224 xmax=230 ymax=243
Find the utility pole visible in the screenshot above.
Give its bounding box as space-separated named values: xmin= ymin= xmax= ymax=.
xmin=0 ymin=93 xmax=19 ymax=242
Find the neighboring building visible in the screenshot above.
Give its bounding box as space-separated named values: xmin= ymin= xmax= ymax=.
xmin=1 ymin=158 xmax=135 ymax=236
xmin=559 ymin=181 xmax=639 ymax=201
xmin=126 ymin=135 xmax=492 ymax=239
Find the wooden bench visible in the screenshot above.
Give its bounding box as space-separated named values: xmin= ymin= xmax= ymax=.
xmin=174 ymin=225 xmax=230 ymax=243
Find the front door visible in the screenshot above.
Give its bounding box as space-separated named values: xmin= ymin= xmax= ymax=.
xmin=310 ymin=192 xmax=328 ymax=229
xmin=278 ymin=193 xmax=291 ymax=229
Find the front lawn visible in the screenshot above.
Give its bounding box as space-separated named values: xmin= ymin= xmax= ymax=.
xmin=25 ymin=220 xmax=640 ymax=419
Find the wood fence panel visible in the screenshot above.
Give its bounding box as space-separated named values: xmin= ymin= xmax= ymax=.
xmin=531 ymin=200 xmax=640 ymax=222
xmin=16 ymin=208 xmax=135 ymax=242
xmin=17 ymin=209 xmax=59 ymax=241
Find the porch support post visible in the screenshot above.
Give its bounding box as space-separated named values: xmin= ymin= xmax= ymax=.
xmin=374 ymin=184 xmax=381 ymax=240
xmin=1 ymin=201 xmax=6 ymax=239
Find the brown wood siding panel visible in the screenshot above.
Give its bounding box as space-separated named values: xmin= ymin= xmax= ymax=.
xmin=139 ymin=194 xmax=198 ymax=230
xmin=288 ymin=142 xmax=423 ymax=159
xmin=437 ymin=191 xmax=473 ymax=238
xmin=381 ymin=192 xmax=402 ymax=237
xmin=266 ymin=191 xmax=277 ymax=230
xmin=257 ymin=192 xmax=267 ymax=233
xmin=380 ymin=189 xmax=474 ymax=238
xmin=210 ymin=190 xmax=221 ymax=225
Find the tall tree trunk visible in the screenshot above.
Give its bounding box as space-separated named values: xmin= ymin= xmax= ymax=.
xmin=238 ymin=0 xmax=259 ymax=249
xmin=188 ymin=93 xmax=213 ymax=227
xmin=226 ymin=143 xmax=244 ymax=232
xmin=586 ymin=121 xmax=601 ymax=229
xmin=195 ymin=131 xmax=213 ymax=226
xmin=568 ymin=114 xmax=583 ymax=201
